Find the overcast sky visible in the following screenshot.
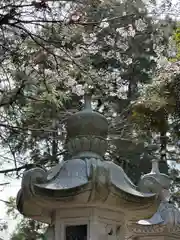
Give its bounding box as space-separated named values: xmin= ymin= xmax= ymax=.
xmin=0 ymin=169 xmax=21 ymax=239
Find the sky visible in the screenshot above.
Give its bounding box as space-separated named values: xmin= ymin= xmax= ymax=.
xmin=0 ymin=0 xmax=180 ymax=239
xmin=0 ymin=169 xmax=21 ymax=240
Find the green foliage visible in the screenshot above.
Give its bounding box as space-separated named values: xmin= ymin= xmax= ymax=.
xmin=5 ymin=197 xmax=46 ymax=240
xmin=131 ymin=64 xmax=180 ymax=130
xmin=10 ymin=219 xmax=45 ymax=240
xmin=169 ymin=24 xmax=180 ymax=62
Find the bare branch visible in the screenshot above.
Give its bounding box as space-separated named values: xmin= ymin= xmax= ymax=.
xmin=0 ymin=182 xmax=9 ymax=186
xmin=0 ymin=199 xmax=10 ymax=204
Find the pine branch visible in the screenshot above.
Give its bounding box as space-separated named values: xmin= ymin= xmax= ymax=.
xmin=0 ymin=164 xmax=28 ymax=174
xmin=0 ymin=81 xmax=26 ymax=107
xmin=0 ymin=151 xmax=66 ymax=174
xmin=0 ymin=122 xmax=65 ymax=133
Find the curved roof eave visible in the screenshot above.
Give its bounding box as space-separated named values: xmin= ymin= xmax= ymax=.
xmin=34 ymin=181 xmax=91 ymax=198
xmin=105 ymin=161 xmax=156 ymax=199
xmin=110 ymin=183 xmax=156 ymax=203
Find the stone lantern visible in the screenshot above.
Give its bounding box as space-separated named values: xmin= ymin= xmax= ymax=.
xmin=127 ymin=158 xmax=180 ymax=240
xmin=16 ymin=95 xmax=180 ymax=240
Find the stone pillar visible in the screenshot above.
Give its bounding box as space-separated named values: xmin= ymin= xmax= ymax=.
xmin=44 ymin=225 xmax=55 ymax=240
xmin=90 ymin=214 xmax=99 ymax=240
xmin=120 ymin=222 xmax=129 ymax=240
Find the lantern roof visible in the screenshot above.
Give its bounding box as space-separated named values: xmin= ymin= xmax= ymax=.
xmin=16 ymin=94 xmax=157 ymax=223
